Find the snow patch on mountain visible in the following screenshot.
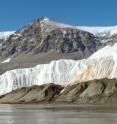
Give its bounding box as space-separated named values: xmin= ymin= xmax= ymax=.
xmin=77 ymin=26 xmax=117 ymax=37
xmin=0 ymin=31 xmax=15 ymax=40
xmin=1 ymin=57 xmax=11 ymax=63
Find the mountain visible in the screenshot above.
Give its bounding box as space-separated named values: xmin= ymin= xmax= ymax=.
xmin=0 ymin=17 xmax=100 ymax=74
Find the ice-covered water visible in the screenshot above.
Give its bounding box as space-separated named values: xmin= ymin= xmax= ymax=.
xmin=0 ymin=104 xmax=117 ymax=124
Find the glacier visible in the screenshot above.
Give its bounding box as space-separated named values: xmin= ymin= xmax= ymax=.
xmin=0 ymin=44 xmax=117 ymax=95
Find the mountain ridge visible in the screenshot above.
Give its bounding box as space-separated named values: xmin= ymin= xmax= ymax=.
xmin=1 ymin=17 xmax=117 ymax=39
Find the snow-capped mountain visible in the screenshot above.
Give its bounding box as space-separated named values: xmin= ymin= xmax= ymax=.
xmin=0 ymin=43 xmax=117 ymax=95
xmin=0 ymin=18 xmax=116 ymax=42
xmin=38 ymin=17 xmax=117 ymax=37
xmin=0 ymin=17 xmax=116 ymax=68
xmin=0 ymin=31 xmax=15 ymax=40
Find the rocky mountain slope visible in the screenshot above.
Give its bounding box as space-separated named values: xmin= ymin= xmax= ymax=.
xmin=0 ymin=17 xmax=99 ymax=58
xmin=0 ymin=17 xmax=117 ymax=74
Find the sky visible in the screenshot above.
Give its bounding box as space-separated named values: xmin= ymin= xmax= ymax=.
xmin=0 ymin=0 xmax=117 ymax=31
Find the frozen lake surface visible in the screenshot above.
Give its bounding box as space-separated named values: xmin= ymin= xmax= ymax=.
xmin=0 ymin=104 xmax=117 ymax=124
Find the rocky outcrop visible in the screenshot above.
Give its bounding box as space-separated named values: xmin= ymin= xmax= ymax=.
xmin=80 ymin=81 xmax=104 ymax=98
xmin=0 ymin=83 xmax=63 ymax=104
xmin=55 ymin=78 xmax=117 ymax=104
xmin=1 ymin=79 xmax=117 ymax=104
